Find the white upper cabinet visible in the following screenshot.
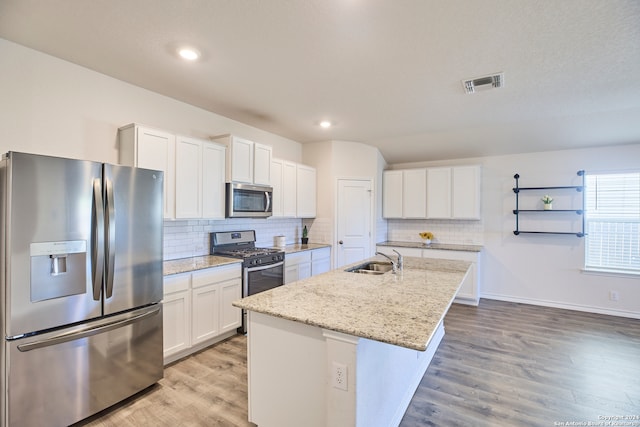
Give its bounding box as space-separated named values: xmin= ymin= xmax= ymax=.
xmin=383 ymin=169 xmax=426 ymax=218
xmin=382 ymin=170 xmax=403 ymax=218
xmin=427 ymin=165 xmax=481 ymax=219
xmin=426 ymin=168 xmax=452 ymax=219
xmin=118 ymin=124 xmax=175 ymax=219
xmin=212 ymin=134 xmax=272 ymax=185
xmin=271 ymin=158 xmax=298 ymax=218
xmin=452 ymin=166 xmax=481 ymax=219
xmin=283 ymin=161 xmax=297 ymax=217
xmin=254 ymin=142 xmax=272 ymax=185
xmin=175 ymin=136 xmax=203 ymax=219
xmin=296 ymin=164 xmax=317 ymax=218
xmin=201 ymin=143 xmax=226 ymax=219
xmin=175 ymin=137 xmax=226 ymax=220
xmin=383 ymin=165 xmax=481 ymax=220
xmin=271 ymin=159 xmax=284 ymax=217
xmin=403 ymin=169 xmax=427 ymax=218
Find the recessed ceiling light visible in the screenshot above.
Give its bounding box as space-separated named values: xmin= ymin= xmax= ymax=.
xmin=319 ymin=121 xmax=332 ymax=129
xmin=178 ymin=48 xmax=200 ymax=61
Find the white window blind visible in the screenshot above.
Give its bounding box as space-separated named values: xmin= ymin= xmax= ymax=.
xmin=584 ymin=172 xmax=640 ymax=274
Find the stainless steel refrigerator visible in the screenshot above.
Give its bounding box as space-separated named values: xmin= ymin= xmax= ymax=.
xmin=0 ymin=152 xmax=164 ymax=427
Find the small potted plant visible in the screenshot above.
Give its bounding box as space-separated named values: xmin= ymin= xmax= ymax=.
xmin=542 ymin=195 xmax=553 ymax=210
xmin=419 ymin=231 xmax=434 ymax=245
xmin=301 ymin=225 xmax=309 ymax=245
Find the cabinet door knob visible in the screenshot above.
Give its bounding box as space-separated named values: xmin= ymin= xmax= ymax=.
xmin=338 ymin=240 xmax=343 ymax=245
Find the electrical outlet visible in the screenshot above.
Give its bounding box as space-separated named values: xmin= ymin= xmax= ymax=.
xmin=609 ymin=290 xmax=620 ymax=302
xmin=332 ymin=362 xmax=348 ymax=391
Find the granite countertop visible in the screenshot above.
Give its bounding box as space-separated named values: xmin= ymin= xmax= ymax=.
xmin=163 ymin=255 xmax=242 ymax=276
xmin=274 ymin=242 xmax=332 ymax=255
xmin=378 ymin=241 xmax=483 ymax=252
xmin=233 ymin=255 xmax=470 ymax=351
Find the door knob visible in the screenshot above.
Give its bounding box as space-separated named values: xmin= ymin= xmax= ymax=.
xmin=338 ymin=240 xmax=343 ymax=245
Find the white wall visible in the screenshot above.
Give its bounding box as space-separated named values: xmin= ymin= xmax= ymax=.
xmin=394 ymin=144 xmax=640 ymax=318
xmin=0 ymin=38 xmax=302 ymax=162
xmin=302 ymin=141 xmax=385 ymax=263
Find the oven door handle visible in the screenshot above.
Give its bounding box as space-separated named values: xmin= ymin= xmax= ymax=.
xmin=246 ymin=260 xmax=284 ymax=272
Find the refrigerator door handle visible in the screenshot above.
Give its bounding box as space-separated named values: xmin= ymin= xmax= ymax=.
xmin=91 ymin=178 xmax=105 ymax=300
xmin=16 ymin=305 xmax=161 ymax=352
xmin=104 ymin=177 xmax=116 ymax=298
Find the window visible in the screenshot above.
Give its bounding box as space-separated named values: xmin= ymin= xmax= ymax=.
xmin=584 ymin=172 xmax=640 ymax=274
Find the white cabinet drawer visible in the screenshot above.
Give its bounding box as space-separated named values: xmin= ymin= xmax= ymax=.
xmin=164 ymin=273 xmax=190 ymax=295
xmin=286 ymin=251 xmax=312 ymax=264
xmin=192 ymin=263 xmax=241 ymax=288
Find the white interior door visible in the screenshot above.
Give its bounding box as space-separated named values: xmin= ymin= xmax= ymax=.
xmin=336 ymin=179 xmax=372 ymax=268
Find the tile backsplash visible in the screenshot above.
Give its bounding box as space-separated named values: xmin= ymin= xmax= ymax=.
xmin=386 ymin=218 xmax=484 ymax=245
xmin=164 ymin=216 xmax=482 ymax=260
xmin=163 ymin=218 xmax=304 ymax=260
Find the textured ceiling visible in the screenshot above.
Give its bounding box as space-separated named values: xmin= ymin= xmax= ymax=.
xmin=1 ymin=0 xmax=639 ymax=163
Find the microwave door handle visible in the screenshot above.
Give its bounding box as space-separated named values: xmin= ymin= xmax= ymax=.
xmin=104 ymin=177 xmax=116 ymax=299
xmin=265 ymin=191 xmax=271 ymax=212
xmin=91 ymin=178 xmax=105 ymax=300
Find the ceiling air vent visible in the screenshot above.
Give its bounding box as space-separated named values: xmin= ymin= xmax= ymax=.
xmin=462 ymin=72 xmax=504 ymax=94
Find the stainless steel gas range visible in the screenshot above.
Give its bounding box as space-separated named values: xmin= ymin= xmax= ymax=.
xmin=210 ymin=230 xmax=284 ymax=333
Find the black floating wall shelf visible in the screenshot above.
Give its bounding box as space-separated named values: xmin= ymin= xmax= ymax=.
xmin=513 ymin=170 xmax=586 ymax=237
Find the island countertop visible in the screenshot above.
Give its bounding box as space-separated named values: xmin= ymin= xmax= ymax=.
xmin=233 ymin=255 xmax=470 ymax=351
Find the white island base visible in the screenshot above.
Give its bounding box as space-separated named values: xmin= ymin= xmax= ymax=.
xmin=247 ymin=311 xmax=445 ymax=427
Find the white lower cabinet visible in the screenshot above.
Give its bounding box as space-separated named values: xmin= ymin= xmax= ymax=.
xmin=284 ymin=251 xmax=312 ymax=284
xmin=163 ymin=262 xmax=242 ymax=364
xmin=311 ymin=247 xmax=331 ymax=275
xmin=284 ymin=247 xmax=331 ymax=284
xmin=162 ymin=274 xmax=191 ymax=358
xmin=375 ymin=245 xmax=481 ymax=305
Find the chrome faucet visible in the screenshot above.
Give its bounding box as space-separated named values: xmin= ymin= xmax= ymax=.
xmin=375 ymin=250 xmax=403 ymax=274
xmin=393 ymin=249 xmax=403 ymax=270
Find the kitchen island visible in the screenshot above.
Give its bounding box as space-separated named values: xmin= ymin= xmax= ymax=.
xmin=233 ymin=255 xmax=471 ymax=427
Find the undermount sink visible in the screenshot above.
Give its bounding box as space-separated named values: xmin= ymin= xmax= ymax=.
xmin=345 ymin=261 xmax=394 ymax=275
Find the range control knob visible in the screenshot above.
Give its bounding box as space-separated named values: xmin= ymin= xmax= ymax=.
xmin=257 ymin=259 xmax=262 ymax=264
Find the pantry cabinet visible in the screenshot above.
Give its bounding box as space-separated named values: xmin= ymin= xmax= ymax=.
xmin=118 ymin=124 xmax=176 ymax=219
xmin=163 ymin=262 xmax=242 ymax=364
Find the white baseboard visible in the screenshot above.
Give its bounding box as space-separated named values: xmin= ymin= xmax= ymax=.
xmin=481 ymin=293 xmax=640 ymax=320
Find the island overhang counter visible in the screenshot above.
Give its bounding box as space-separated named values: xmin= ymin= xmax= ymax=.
xmin=233 ymin=255 xmax=472 ymax=427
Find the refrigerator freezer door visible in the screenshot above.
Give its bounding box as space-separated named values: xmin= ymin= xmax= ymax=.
xmin=4 ymin=152 xmax=103 ymax=337
xmin=6 ymin=304 xmax=163 ymax=427
xmin=103 ymin=164 xmax=163 ymax=315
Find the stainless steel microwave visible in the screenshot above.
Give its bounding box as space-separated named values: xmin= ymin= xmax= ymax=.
xmin=226 ymin=182 xmax=273 ymax=218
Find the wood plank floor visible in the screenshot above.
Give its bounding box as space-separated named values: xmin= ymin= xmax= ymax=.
xmin=77 ymin=299 xmax=640 ymax=426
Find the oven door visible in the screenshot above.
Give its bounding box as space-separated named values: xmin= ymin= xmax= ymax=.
xmin=244 ymin=261 xmax=284 ymax=296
